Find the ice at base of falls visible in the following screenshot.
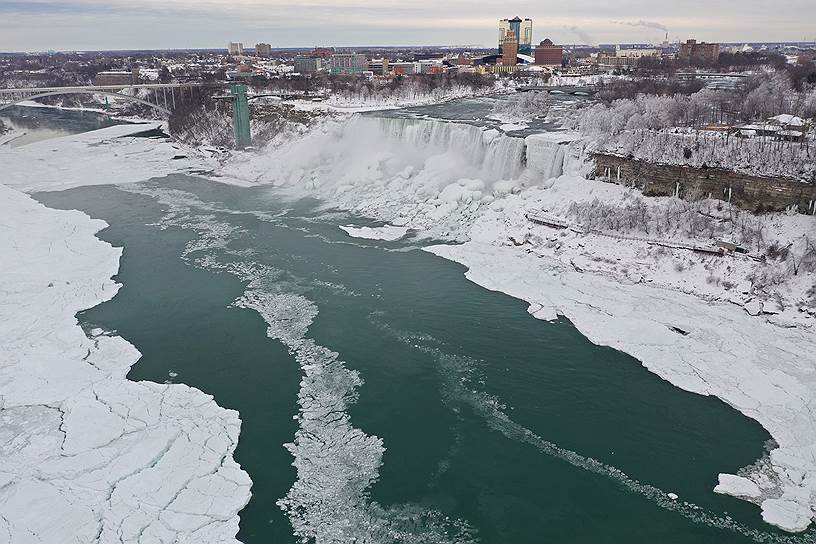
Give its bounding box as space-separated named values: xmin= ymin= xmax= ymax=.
xmin=340 ymin=224 xmax=410 ymax=241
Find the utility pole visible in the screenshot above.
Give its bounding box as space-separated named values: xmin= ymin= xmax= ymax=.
xmin=231 ymin=84 xmax=252 ymax=148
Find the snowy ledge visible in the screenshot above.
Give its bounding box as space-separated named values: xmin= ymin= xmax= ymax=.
xmin=0 ymin=184 xmax=252 ymax=542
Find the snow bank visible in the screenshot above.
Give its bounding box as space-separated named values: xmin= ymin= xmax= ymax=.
xmin=289 ymin=83 xmax=504 ymax=114
xmin=0 ymin=183 xmax=251 ymax=542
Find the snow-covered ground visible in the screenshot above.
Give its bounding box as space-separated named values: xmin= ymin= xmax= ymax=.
xmin=223 ymin=114 xmax=816 ymax=533
xmin=0 ymin=125 xmax=252 ymax=542
xmin=0 ymin=183 xmax=251 ymax=542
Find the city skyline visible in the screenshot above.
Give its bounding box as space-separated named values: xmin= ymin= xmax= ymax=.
xmin=1 ymin=0 xmax=815 ymax=52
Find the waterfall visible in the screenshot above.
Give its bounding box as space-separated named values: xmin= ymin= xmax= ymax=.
xmin=525 ymin=135 xmax=567 ymax=180
xmin=240 ymin=115 xmax=576 ymax=210
xmin=354 ymin=117 xmax=528 ymax=182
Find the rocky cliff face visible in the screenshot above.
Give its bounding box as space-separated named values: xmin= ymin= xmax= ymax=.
xmin=594 ymin=153 xmax=816 ymax=213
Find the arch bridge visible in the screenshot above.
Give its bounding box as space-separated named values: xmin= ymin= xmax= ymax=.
xmin=0 ymin=83 xmax=253 ymax=148
xmin=0 ymin=83 xmax=218 ymax=116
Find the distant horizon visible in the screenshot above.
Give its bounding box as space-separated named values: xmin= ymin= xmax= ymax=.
xmin=1 ymin=0 xmax=815 ymax=52
xmin=3 ymin=39 xmax=816 ymax=56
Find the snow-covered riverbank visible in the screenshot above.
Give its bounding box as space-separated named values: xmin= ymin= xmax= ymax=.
xmin=0 ymin=127 xmax=252 ymax=542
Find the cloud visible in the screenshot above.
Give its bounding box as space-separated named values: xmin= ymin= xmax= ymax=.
xmin=0 ymin=1 xmax=815 ymax=51
xmin=612 ymin=20 xmax=669 ymax=33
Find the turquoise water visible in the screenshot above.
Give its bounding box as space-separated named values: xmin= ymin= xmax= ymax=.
xmin=1 ymin=105 xmax=127 ymax=146
xmin=37 ymin=175 xmax=812 ymax=544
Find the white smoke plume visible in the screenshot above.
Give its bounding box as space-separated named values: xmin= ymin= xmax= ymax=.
xmin=613 ymin=20 xmax=669 ymax=32
xmin=563 ymin=26 xmax=595 ymax=45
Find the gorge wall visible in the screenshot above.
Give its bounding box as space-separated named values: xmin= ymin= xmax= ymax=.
xmin=593 ymin=153 xmax=816 ymax=213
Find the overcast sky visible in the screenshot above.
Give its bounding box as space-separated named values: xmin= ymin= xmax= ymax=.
xmin=1 ymin=0 xmax=815 ymax=52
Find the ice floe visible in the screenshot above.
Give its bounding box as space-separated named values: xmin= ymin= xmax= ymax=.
xmin=340 ymin=224 xmax=410 ymax=241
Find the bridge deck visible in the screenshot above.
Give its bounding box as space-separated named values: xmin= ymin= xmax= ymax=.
xmin=0 ymin=83 xmax=218 ymax=96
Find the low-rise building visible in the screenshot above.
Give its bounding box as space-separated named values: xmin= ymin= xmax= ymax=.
xmin=390 ymin=62 xmax=420 ymax=76
xmin=594 ymin=47 xmax=660 ymax=69
xmin=615 ymin=46 xmax=660 ymax=59
xmin=367 ymin=59 xmax=389 ymax=76
xmin=94 ymin=67 xmax=140 ymax=86
xmin=329 ymin=53 xmax=368 ymax=75
xmin=293 ymin=56 xmax=324 ymax=74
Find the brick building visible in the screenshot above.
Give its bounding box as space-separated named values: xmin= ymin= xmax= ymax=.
xmin=679 ymin=39 xmax=720 ymax=64
xmin=501 ymin=30 xmax=519 ymax=66
xmin=534 ymin=39 xmax=563 ymax=67
xmin=94 ymin=68 xmax=140 ymax=86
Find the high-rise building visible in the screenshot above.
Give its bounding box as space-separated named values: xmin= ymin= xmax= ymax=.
xmin=499 ymin=17 xmax=532 ymax=55
xmin=228 ymin=42 xmax=244 ymax=56
xmin=502 ymin=30 xmax=519 ymax=66
xmin=255 ymin=43 xmax=272 ymax=58
xmin=679 ymin=39 xmax=721 ymax=64
xmin=534 ymin=39 xmax=563 ymax=67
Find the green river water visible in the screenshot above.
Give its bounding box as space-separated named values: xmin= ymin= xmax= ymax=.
xmin=36 ymin=173 xmax=809 ymax=544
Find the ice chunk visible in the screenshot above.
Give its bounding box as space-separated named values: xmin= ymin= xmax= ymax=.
xmin=714 ymin=474 xmax=761 ymax=499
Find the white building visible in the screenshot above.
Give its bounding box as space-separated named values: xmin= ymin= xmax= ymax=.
xmin=228 ymin=42 xmax=244 ymax=56
xmin=615 ymin=45 xmax=660 ymax=58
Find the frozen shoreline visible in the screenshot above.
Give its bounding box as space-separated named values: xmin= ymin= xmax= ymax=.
xmin=0 ymin=128 xmax=252 ymax=542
